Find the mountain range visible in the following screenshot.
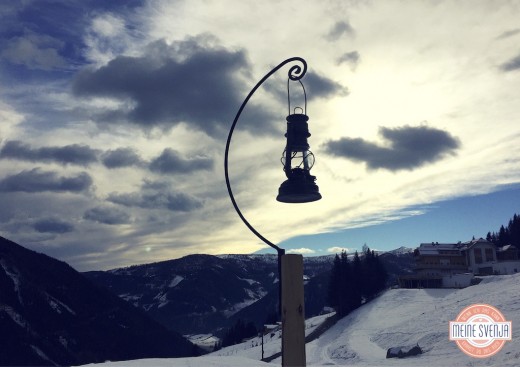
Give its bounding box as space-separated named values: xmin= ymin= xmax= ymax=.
xmin=84 ymin=249 xmax=415 ymax=338
xmin=0 ymin=234 xmax=414 ymax=365
xmin=0 ymin=236 xmax=194 ymax=366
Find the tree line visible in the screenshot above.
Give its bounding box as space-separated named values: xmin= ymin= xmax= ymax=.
xmin=217 ymin=319 xmax=258 ymax=349
xmin=486 ymin=213 xmax=520 ymax=249
xmin=327 ymin=245 xmax=388 ymax=317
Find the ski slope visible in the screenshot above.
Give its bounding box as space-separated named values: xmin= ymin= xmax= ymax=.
xmin=82 ymin=273 xmax=520 ymax=367
xmin=305 ymin=273 xmax=520 ymax=367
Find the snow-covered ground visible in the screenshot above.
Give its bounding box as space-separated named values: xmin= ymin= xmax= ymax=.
xmin=185 ymin=334 xmax=220 ymax=352
xmin=305 ymin=274 xmax=520 ymax=367
xmin=211 ymin=311 xmax=333 ymax=361
xmin=80 ymin=356 xmax=274 ymax=366
xmin=82 ymin=273 xmax=520 ymax=367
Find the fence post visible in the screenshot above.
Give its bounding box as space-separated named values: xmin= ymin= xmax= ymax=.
xmin=281 ymin=254 xmax=306 ymax=366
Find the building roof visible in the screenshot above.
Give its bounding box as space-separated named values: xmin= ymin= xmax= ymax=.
xmin=418 ymin=242 xmax=461 ymax=255
xmin=459 ymin=238 xmax=494 ymax=251
xmin=497 ymin=244 xmax=518 ymax=252
xmin=418 ymin=238 xmax=495 ymax=255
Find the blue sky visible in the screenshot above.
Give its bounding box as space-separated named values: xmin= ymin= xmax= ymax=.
xmin=0 ymin=1 xmax=519 ymax=270
xmin=273 ymin=184 xmax=520 ymax=255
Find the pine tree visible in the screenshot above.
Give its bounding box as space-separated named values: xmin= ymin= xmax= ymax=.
xmin=349 ymin=251 xmax=362 ymax=310
xmin=509 ymin=214 xmax=520 ymax=248
xmin=489 ymin=214 xmax=520 ymax=249
xmin=327 ymin=247 xmax=388 ymax=318
xmin=498 ymin=225 xmax=509 ymax=246
xmin=373 ymin=251 xmax=388 ymax=294
xmin=327 ymin=254 xmax=341 ymax=311
xmin=328 ymin=251 xmax=357 ymax=316
xmin=339 ymin=250 xmax=352 ymax=316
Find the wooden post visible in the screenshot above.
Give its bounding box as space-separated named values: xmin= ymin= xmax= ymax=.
xmin=281 ymin=254 xmax=306 ymax=366
xmin=261 ymin=327 xmax=265 ymax=361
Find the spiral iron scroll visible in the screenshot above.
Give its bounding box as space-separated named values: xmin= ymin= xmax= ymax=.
xmin=287 ymin=58 xmax=307 ymax=81
xmin=224 ymin=57 xmax=307 ymax=252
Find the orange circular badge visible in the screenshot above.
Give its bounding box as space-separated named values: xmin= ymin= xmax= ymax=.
xmin=449 ymin=304 xmax=512 ymax=358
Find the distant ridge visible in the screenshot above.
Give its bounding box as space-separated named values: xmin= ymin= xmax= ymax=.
xmin=0 ymin=236 xmax=195 ymax=366
xmin=84 ymin=250 xmax=414 ymax=339
xmin=386 ymin=246 xmax=415 ymax=255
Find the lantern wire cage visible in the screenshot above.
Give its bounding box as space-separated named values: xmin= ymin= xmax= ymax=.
xmin=287 ymin=78 xmax=307 ymax=116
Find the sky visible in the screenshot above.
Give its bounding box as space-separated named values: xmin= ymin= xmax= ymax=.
xmin=0 ymin=0 xmax=519 ymax=271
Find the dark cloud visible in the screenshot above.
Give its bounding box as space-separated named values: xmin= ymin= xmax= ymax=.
xmin=101 ymin=147 xmax=143 ymax=168
xmin=107 ymin=191 xmax=202 ymax=212
xmin=83 ymin=206 xmax=131 ymax=225
xmin=323 ymin=125 xmax=460 ymax=171
xmin=0 ymin=168 xmax=93 ymax=193
xmin=286 ymin=73 xmax=348 ymax=107
xmin=149 ymin=148 xmax=213 ymax=174
xmin=0 ymin=31 xmax=68 ymax=70
xmin=107 ymin=179 xmax=203 ymax=212
xmin=72 ymin=38 xmax=276 ymax=137
xmin=305 ymin=73 xmax=349 ymax=100
xmin=33 ymin=218 xmax=74 ymax=233
xmin=0 ymin=140 xmax=99 ymax=166
xmin=326 ymin=20 xmax=355 ymax=41
xmin=496 ymin=28 xmax=520 ymax=40
xmin=337 ymin=51 xmax=360 ymax=70
xmin=500 ymin=52 xmax=520 ymax=72
xmin=265 ymin=70 xmax=349 ymax=115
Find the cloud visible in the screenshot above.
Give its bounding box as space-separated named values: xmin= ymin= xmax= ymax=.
xmin=83 ymin=11 xmax=134 ymax=65
xmin=0 ymin=33 xmax=66 ymax=70
xmin=327 ymin=247 xmax=351 ymax=254
xmin=149 ymin=148 xmax=213 ymax=174
xmin=90 ymin=13 xmax=126 ymax=38
xmin=500 ymin=52 xmax=520 ymax=72
xmin=337 ymin=51 xmax=360 ymax=71
xmin=287 ymin=247 xmax=316 ymax=254
xmin=303 ymin=73 xmax=349 ymax=100
xmin=108 ymin=191 xmax=202 ymax=212
xmin=72 ymin=37 xmax=275 ymax=136
xmin=323 ymin=125 xmax=460 ymax=171
xmin=268 ymin=70 xmax=349 ymax=111
xmin=107 ymin=180 xmax=203 ymax=212
xmin=83 ymin=206 xmax=131 ymax=225
xmin=32 ymin=218 xmax=74 ymax=233
xmin=0 ymin=168 xmax=93 ymax=193
xmin=326 ymin=20 xmax=355 ymax=41
xmin=101 ymin=147 xmax=144 ymax=168
xmin=496 ymin=28 xmax=520 ymax=40
xmin=1 ymin=140 xmax=99 ymax=166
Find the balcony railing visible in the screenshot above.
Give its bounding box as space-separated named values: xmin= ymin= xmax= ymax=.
xmin=415 ymin=263 xmax=468 ymax=270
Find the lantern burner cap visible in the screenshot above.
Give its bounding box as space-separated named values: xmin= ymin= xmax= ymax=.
xmin=276 ymin=169 xmax=322 ymax=203
xmin=286 ymin=113 xmax=309 ymax=123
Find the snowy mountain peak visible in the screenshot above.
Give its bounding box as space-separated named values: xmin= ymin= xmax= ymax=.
xmin=386 ymin=246 xmax=415 ymax=255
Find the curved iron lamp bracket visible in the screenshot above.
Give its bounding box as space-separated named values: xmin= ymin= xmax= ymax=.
xmin=224 ymin=57 xmax=307 ymax=253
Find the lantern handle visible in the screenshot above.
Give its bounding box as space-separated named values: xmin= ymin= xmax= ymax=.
xmin=287 ymin=78 xmax=307 ymax=116
xmin=224 ymin=57 xmax=307 ymax=253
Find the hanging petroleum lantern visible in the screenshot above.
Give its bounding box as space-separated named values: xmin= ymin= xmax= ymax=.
xmin=276 ymin=78 xmax=322 ymax=203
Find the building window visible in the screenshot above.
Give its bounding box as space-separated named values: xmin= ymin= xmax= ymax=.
xmin=474 ymin=248 xmax=483 ymax=264
xmin=485 ymin=248 xmax=494 ymax=262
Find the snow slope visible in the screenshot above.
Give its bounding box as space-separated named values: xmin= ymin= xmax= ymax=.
xmin=305 ymin=274 xmax=520 ymax=367
xmin=80 ymin=356 xmax=275 ymax=367
xmin=83 ymin=273 xmax=520 ymax=367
